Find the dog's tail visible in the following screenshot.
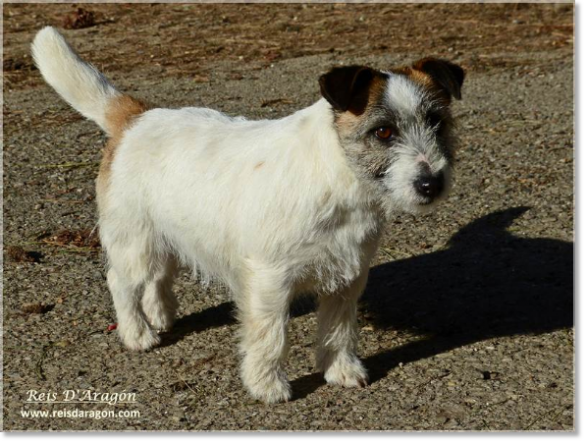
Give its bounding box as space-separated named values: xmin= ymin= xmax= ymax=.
xmin=32 ymin=26 xmax=146 ymax=138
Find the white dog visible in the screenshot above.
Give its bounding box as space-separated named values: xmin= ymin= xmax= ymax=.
xmin=32 ymin=27 xmax=464 ymax=403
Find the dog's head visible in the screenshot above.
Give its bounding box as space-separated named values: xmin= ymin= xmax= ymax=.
xmin=320 ymin=58 xmax=465 ymax=215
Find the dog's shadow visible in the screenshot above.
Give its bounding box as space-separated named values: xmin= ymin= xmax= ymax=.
xmin=163 ymin=207 xmax=574 ymax=400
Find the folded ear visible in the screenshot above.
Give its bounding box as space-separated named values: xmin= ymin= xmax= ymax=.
xmin=319 ymin=65 xmax=377 ymax=115
xmin=412 ymin=58 xmax=465 ymax=100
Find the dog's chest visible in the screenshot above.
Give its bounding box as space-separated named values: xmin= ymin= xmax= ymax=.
xmin=296 ymin=204 xmax=383 ymax=295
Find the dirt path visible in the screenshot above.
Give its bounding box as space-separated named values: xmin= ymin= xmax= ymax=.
xmin=2 ymin=3 xmax=574 ymax=431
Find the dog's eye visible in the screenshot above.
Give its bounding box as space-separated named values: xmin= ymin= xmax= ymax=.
xmin=374 ymin=127 xmax=393 ymax=140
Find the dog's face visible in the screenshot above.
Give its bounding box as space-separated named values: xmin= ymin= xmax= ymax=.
xmin=320 ymin=58 xmax=465 ymax=215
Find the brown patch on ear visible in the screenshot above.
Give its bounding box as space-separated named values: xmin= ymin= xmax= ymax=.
xmin=390 ymin=65 xmax=452 ymax=106
xmin=97 ymin=95 xmax=149 ymax=208
xmin=335 ymin=73 xmax=388 ymax=135
xmin=403 ymin=67 xmax=452 ymax=106
xmin=320 ymin=66 xmax=386 ymax=115
xmin=411 ymin=58 xmax=465 ymax=100
xmin=366 ymin=74 xmax=388 ymax=106
xmin=407 ymin=69 xmax=434 ymax=89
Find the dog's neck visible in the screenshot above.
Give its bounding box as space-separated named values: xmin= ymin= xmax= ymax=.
xmin=286 ymin=99 xmax=386 ymax=223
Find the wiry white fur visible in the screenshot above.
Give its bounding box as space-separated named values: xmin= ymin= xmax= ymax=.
xmin=384 ymin=74 xmax=424 ymax=116
xmin=96 ymin=101 xmax=383 ymax=402
xmin=32 ymin=27 xmax=456 ymax=404
xmin=31 ymin=27 xmax=120 ymax=134
xmin=381 ymin=73 xmax=453 ymax=214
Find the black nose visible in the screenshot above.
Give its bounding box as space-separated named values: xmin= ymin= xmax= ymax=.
xmin=414 ymin=173 xmax=444 ymax=200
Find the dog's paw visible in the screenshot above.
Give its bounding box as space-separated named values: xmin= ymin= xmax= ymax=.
xmin=144 ymin=308 xmax=175 ymax=332
xmin=142 ymin=292 xmax=177 ymax=332
xmin=118 ymin=323 xmax=161 ymax=351
xmin=324 ymin=356 xmax=368 ymax=388
xmin=244 ymin=370 xmax=292 ymax=404
xmin=248 ymin=381 xmax=292 ymax=404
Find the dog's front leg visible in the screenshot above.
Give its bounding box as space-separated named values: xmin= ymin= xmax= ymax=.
xmin=236 ymin=264 xmax=292 ymax=403
xmin=316 ymin=271 xmax=369 ymax=388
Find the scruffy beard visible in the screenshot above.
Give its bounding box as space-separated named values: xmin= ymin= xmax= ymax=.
xmin=370 ymin=164 xmax=453 ymax=217
xmin=337 ymin=126 xmax=456 ymax=218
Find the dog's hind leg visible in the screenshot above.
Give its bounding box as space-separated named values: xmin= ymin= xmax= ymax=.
xmin=236 ymin=262 xmax=293 ymax=403
xmin=103 ymin=225 xmax=162 ymax=351
xmin=142 ymin=254 xmax=179 ymax=332
xmin=107 ymin=270 xmax=160 ymax=351
xmin=316 ymin=270 xmax=369 ymax=388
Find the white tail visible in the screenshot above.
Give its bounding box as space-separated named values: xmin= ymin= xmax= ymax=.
xmin=31 ymin=26 xmax=121 ymax=134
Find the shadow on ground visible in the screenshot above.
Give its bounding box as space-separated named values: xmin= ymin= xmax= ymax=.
xmin=292 ymin=206 xmax=573 ymax=398
xmin=162 ymin=207 xmax=574 ymax=399
xmin=161 ymin=302 xmax=236 ymax=348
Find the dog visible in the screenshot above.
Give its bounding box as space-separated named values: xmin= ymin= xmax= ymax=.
xmin=32 ymin=26 xmax=464 ymax=403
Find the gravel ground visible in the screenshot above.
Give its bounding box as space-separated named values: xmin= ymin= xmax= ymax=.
xmin=2 ymin=3 xmax=574 ymax=431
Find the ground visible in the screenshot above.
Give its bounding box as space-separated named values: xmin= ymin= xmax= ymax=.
xmin=2 ymin=2 xmax=574 ymax=431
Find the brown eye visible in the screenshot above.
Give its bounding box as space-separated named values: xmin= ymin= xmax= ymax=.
xmin=375 ymin=127 xmax=393 ymax=140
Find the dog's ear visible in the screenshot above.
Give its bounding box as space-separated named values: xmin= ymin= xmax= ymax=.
xmin=412 ymin=58 xmax=465 ymax=100
xmin=319 ymin=66 xmax=377 ymax=115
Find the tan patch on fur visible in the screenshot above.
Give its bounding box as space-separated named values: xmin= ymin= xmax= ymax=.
xmin=405 ymin=65 xmax=451 ymax=104
xmin=336 ymin=112 xmax=357 ymax=135
xmin=105 ymin=95 xmax=149 ymax=139
xmin=407 ymin=68 xmax=434 ymax=88
xmin=392 ymin=65 xmax=435 ymax=89
xmin=96 ymin=95 xmax=148 ymax=209
xmin=366 ymin=74 xmax=388 ymax=108
xmin=335 ymin=74 xmax=387 ymax=136
xmin=254 ymin=161 xmax=265 ymax=170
